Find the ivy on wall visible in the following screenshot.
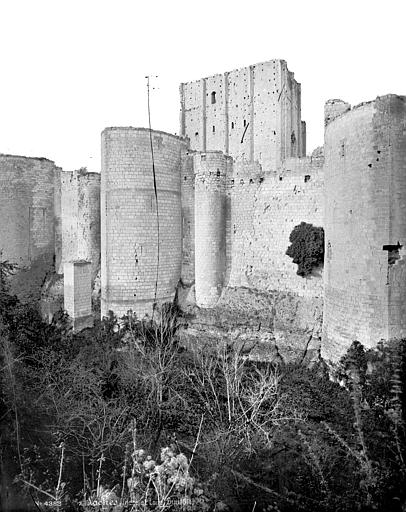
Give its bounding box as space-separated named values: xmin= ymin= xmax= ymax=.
xmin=286 ymin=222 xmax=324 ymax=277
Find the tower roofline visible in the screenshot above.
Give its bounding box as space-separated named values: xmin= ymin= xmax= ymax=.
xmin=180 ymin=59 xmax=293 ymax=86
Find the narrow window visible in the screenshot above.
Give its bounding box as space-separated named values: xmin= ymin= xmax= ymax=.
xmin=327 ymin=241 xmax=332 ymax=260
xmin=231 ymin=122 xmax=234 ymax=129
xmin=212 ymin=125 xmax=215 ymax=133
xmin=211 ymin=91 xmax=216 ymax=104
xmin=243 ymin=119 xmax=247 ymax=127
xmin=340 ymin=140 xmax=345 ymax=157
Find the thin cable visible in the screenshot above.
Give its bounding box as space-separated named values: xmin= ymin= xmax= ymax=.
xmin=146 ymin=76 xmax=160 ymax=319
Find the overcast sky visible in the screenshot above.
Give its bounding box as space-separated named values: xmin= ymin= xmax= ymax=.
xmin=0 ymin=0 xmax=404 ymax=172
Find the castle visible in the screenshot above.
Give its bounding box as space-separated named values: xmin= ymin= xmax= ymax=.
xmin=1 ymin=59 xmax=405 ymax=362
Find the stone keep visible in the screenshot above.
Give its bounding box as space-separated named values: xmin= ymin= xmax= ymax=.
xmin=101 ymin=127 xmax=188 ymax=319
xmin=180 ymin=60 xmax=306 ymax=170
xmin=323 ymin=95 xmax=406 ymax=362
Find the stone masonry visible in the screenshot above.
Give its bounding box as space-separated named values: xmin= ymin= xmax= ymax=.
xmin=64 ymin=260 xmax=93 ymax=331
xmin=180 ymin=60 xmax=305 ymax=170
xmin=60 ymin=169 xmax=101 ymax=281
xmin=1 ymin=59 xmax=405 ymax=357
xmin=323 ymin=95 xmax=406 ymax=361
xmin=101 ymin=128 xmax=188 ymax=319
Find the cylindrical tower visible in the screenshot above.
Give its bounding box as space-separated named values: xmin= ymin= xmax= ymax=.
xmin=323 ymin=95 xmax=406 ymax=362
xmin=60 ymin=170 xmax=101 ymax=281
xmin=0 ymin=154 xmax=58 ymax=268
xmin=101 ymin=128 xmax=187 ymax=319
xmin=194 ymin=151 xmax=231 ymax=307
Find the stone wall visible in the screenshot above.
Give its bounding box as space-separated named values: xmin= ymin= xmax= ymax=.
xmin=180 ymin=60 xmax=305 ymax=170
xmin=323 ymin=95 xmax=406 ymax=362
xmin=324 ymin=99 xmax=351 ymax=127
xmin=0 ymin=155 xmax=59 ymax=267
xmin=0 ymin=154 xmax=60 ymax=299
xmin=101 ymin=127 xmax=188 ymax=319
xmin=228 ymin=154 xmax=324 ymax=303
xmin=60 ymin=169 xmax=101 ymax=281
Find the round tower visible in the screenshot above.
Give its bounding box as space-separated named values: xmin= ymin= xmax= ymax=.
xmin=194 ymin=151 xmax=231 ymax=307
xmin=323 ymin=95 xmax=406 ymax=362
xmin=0 ymin=154 xmax=58 ymax=268
xmin=101 ymin=128 xmax=187 ymax=319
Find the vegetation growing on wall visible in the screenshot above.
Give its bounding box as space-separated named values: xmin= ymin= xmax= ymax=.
xmin=286 ymin=222 xmax=325 ymax=277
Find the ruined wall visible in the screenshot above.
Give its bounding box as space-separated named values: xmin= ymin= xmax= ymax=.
xmin=227 ymin=152 xmax=324 ymax=329
xmin=101 ymin=128 xmax=188 ymax=319
xmin=180 ymin=60 xmax=305 ymax=170
xmin=60 ymin=170 xmax=101 ymax=281
xmin=0 ymin=155 xmax=59 ymax=267
xmin=194 ymin=152 xmax=232 ymax=307
xmin=0 ymin=155 xmax=60 ymax=298
xmin=324 ymin=99 xmax=351 ymax=127
xmin=323 ymin=95 xmax=406 ymax=362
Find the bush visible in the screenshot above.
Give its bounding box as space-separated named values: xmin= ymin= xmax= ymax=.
xmin=2 ymin=257 xmax=406 ymax=511
xmin=286 ymin=222 xmax=324 ymax=277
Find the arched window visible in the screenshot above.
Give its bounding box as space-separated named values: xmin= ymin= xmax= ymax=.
xmin=211 ymin=91 xmax=216 ymax=104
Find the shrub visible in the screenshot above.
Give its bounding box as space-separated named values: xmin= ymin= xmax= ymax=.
xmin=286 ymin=222 xmax=324 ymax=277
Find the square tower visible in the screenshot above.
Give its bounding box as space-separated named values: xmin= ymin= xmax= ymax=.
xmin=180 ymin=60 xmax=306 ymax=170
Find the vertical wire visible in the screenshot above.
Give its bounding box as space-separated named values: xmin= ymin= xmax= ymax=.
xmin=146 ymin=76 xmax=160 ymax=319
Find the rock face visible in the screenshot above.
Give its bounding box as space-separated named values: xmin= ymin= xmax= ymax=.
xmin=178 ymin=286 xmax=322 ymax=365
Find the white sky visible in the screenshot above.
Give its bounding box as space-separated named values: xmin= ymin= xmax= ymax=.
xmin=0 ymin=0 xmax=404 ymax=172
